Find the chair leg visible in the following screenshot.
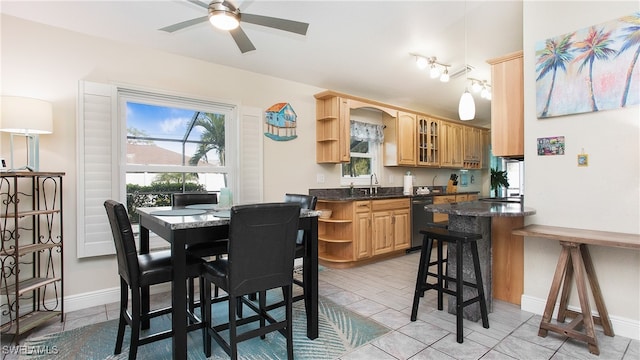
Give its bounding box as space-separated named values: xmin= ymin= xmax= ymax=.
xmin=130 ymin=284 xmax=141 ymax=360
xmin=229 ymin=295 xmax=238 ymax=360
xmin=470 ymin=241 xmax=490 ymax=329
xmin=259 ymin=290 xmax=266 ymax=340
xmin=203 ymin=278 xmax=212 ymax=358
xmin=285 ymin=285 xmax=293 ymax=360
xmin=437 ymin=240 xmax=445 ymax=311
xmin=455 ymin=240 xmax=464 ymax=344
xmin=188 ymin=277 xmax=195 ymax=315
xmin=411 ymin=235 xmax=433 ymax=321
xmin=114 ymin=278 xmax=127 ymax=355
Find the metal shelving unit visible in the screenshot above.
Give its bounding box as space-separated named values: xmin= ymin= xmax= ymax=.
xmin=0 ymin=172 xmax=64 ymax=342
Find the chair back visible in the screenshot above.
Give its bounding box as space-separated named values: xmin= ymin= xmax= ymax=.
xmin=284 ymin=194 xmax=317 ymax=245
xmin=227 ymin=203 xmax=300 ymax=295
xmin=172 ymin=192 xmax=218 ymax=207
xmin=104 ymin=200 xmax=139 ymax=286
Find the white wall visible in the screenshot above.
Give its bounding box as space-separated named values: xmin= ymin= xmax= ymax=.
xmin=522 ymin=1 xmax=640 ymax=339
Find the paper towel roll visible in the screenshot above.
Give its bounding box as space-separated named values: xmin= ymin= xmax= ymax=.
xmin=403 ymin=175 xmax=413 ymax=195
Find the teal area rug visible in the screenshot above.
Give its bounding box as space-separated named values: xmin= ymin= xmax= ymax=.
xmin=20 ymin=294 xmax=389 ymax=359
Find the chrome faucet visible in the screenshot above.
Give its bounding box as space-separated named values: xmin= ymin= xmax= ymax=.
xmin=370 ymin=173 xmax=379 ymax=195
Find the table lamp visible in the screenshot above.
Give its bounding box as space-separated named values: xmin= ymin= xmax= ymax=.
xmin=1 ymin=96 xmax=53 ymax=171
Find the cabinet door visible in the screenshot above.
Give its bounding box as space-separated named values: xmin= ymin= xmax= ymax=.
xmin=440 ymin=121 xmax=463 ymax=168
xmin=392 ymin=208 xmax=411 ymax=250
xmin=418 ymin=117 xmax=439 ymax=166
xmin=397 ymin=112 xmax=417 ymax=166
xmin=372 ymin=211 xmax=394 ymax=255
xmin=489 ymin=51 xmax=524 ymax=157
xmin=354 ymin=210 xmax=371 ymax=259
xmin=433 ymin=195 xmax=456 ymax=223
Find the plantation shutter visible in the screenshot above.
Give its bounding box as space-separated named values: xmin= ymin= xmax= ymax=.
xmin=237 ymin=106 xmax=264 ymax=204
xmin=76 ymin=81 xmax=119 ymax=258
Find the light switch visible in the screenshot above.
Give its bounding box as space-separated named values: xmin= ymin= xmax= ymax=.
xmin=317 ymin=174 xmax=325 ymax=183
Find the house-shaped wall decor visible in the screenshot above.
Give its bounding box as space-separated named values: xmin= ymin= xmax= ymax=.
xmin=264 ymin=102 xmax=297 ymax=141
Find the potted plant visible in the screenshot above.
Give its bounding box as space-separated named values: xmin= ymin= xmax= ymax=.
xmin=490 ymin=167 xmax=510 ymax=198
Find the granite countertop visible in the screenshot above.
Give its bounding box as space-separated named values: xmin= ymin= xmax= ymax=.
xmin=310 ymin=187 xmax=479 ymax=201
xmin=425 ymin=201 xmax=535 ymax=217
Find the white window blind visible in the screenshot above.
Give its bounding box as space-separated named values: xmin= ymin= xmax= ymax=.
xmin=77 ymin=81 xmax=119 ymax=258
xmin=237 ymin=107 xmax=263 ymax=204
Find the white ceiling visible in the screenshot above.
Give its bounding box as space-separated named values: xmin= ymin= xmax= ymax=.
xmin=1 ymin=0 xmax=524 ymax=127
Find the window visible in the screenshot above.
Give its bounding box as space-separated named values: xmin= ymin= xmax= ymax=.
xmin=120 ymin=95 xmax=233 ymax=224
xmin=77 ymin=81 xmax=263 ymax=258
xmin=341 ymin=117 xmax=384 ymax=186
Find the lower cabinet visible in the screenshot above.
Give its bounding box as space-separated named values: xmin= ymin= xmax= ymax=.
xmin=432 ymin=194 xmax=477 ymax=223
xmin=317 ymin=198 xmax=410 ymax=268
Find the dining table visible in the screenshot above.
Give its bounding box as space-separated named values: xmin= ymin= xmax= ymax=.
xmin=136 ymin=205 xmax=320 ymax=360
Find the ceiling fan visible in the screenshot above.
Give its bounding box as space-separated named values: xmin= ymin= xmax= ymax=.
xmin=160 ymin=0 xmax=309 ymax=53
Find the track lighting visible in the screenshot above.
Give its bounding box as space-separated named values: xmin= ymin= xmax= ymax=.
xmin=467 ymin=78 xmax=492 ymax=100
xmin=411 ymin=55 xmax=451 ymax=83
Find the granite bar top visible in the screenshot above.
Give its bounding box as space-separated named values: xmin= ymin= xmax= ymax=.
xmin=425 ymin=201 xmax=535 ymax=217
xmin=309 ymin=187 xmax=479 ymax=201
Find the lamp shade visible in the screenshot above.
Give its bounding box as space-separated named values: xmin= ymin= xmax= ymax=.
xmin=1 ymin=96 xmax=53 ymax=134
xmin=458 ymin=90 xmax=475 ymax=121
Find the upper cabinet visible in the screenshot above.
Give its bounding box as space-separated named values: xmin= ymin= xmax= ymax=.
xmin=384 ymin=111 xmax=416 ymax=166
xmin=417 ymin=116 xmax=440 ymax=167
xmin=315 ymin=90 xmax=487 ymax=170
xmin=440 ymin=121 xmax=464 ymax=168
xmin=488 ymin=51 xmax=524 ymax=158
xmin=315 ymin=94 xmax=350 ymax=163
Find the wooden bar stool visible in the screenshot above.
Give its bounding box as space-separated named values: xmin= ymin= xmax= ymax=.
xmin=410 ymin=226 xmax=489 ymax=343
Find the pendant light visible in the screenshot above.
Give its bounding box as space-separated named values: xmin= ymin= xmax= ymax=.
xmin=458 ymin=1 xmax=475 ymax=121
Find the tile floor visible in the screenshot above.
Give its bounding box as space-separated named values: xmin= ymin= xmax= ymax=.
xmin=3 ymin=251 xmax=639 ymax=360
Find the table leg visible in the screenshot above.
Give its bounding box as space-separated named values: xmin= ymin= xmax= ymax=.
xmin=581 ymin=245 xmax=614 ymax=337
xmin=171 ymin=232 xmax=188 ymax=359
xmin=538 ymin=245 xmax=570 ymax=337
xmin=139 ymin=225 xmax=151 ymax=330
xmin=305 ymin=217 xmax=319 ymax=340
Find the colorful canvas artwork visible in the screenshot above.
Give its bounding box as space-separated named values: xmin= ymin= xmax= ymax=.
xmin=535 ymin=12 xmax=640 ymax=118
xmin=537 ymin=136 xmax=565 ymax=156
xmin=264 ymin=102 xmax=298 ymax=141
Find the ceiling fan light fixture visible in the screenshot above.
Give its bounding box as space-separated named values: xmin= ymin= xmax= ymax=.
xmin=208 ymin=1 xmax=240 ymax=30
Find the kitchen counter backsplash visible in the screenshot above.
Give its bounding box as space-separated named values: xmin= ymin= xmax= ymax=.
xmin=309 ymin=187 xmax=478 ymax=200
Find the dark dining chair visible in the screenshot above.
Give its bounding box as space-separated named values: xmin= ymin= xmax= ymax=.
xmin=284 ymin=193 xmax=317 ymax=305
xmin=104 ymin=200 xmax=204 ymax=360
xmin=172 ymin=192 xmax=228 ymax=306
xmin=201 ymin=203 xmax=301 ymax=360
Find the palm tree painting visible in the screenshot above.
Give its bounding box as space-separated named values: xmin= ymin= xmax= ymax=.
xmin=536 ymin=12 xmax=640 ymax=118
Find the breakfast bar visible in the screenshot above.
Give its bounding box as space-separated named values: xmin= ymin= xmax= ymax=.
xmin=424 ymin=200 xmax=536 ymax=321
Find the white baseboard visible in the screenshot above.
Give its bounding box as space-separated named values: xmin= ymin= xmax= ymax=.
xmin=521 ymin=294 xmax=640 ymax=340
xmin=47 ymin=283 xmax=171 ymax=313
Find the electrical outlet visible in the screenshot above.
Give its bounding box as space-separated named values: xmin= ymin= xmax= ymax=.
xmin=316 ymin=174 xmax=325 ymax=183
xmin=388 ymin=175 xmax=394 ymax=183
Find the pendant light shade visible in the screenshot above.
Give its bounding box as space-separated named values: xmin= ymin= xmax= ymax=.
xmin=458 ymin=90 xmax=475 ymax=121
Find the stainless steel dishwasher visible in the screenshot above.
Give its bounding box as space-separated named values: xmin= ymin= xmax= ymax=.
xmin=409 ymin=196 xmax=434 ymax=253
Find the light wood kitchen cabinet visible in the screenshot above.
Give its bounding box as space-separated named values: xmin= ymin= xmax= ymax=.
xmin=384 ymin=111 xmax=416 ymax=166
xmin=315 ymin=94 xmax=350 ymax=163
xmin=463 ymin=125 xmax=482 ymax=169
xmin=432 ymin=193 xmax=477 ymax=223
xmin=488 ymin=51 xmax=524 ymax=158
xmin=354 ymin=201 xmax=372 ymax=260
xmin=440 ymin=121 xmax=463 ymax=168
xmin=371 ymin=198 xmax=411 ymax=255
xmin=417 ymin=116 xmax=440 ymax=166
xmin=317 ymin=198 xmax=409 ymax=267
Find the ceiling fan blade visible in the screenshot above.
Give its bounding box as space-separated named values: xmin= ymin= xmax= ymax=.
xmin=240 ymin=13 xmax=309 ymax=35
xmin=187 ymin=0 xmax=210 ymax=9
xmin=229 ymin=26 xmax=256 ymax=53
xmin=160 ymin=16 xmax=209 ymax=32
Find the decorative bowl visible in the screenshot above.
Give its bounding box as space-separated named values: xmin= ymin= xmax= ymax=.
xmin=317 ymin=209 xmax=332 ymax=219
